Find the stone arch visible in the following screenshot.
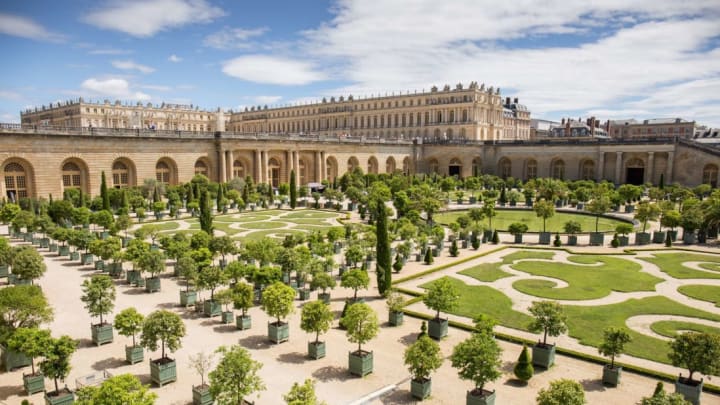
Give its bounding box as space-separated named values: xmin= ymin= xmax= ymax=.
xmin=386 ymin=156 xmax=396 ymax=174
xmin=111 ymin=157 xmax=136 ymax=188
xmin=449 ymin=157 xmax=462 ymax=177
xmin=347 ymin=156 xmax=360 ymax=172
xmin=325 ymin=156 xmax=338 ymax=182
xmin=2 ymin=158 xmax=35 ymax=200
xmin=472 ymin=157 xmax=482 ymax=177
xmin=367 ymin=156 xmax=379 ymax=174
xmin=402 ymin=157 xmax=411 ymax=175
xmin=627 ymin=157 xmax=644 ymax=168
xmin=268 ymin=157 xmax=281 ymax=187
xmin=551 ymin=158 xmax=565 ymax=179
xmin=61 ymin=158 xmax=90 ymax=194
xmin=460 ymin=128 xmax=467 ymax=139
xmin=498 ymin=157 xmax=511 ymax=179
xmin=580 ymin=159 xmax=595 ymax=181
xmin=194 ymin=157 xmax=211 ymax=179
xmin=525 ymin=158 xmax=537 ymax=180
xmin=703 ymin=163 xmax=718 ymax=187
xmin=429 ymin=158 xmax=439 ymax=174
xmin=155 ymin=157 xmax=178 ymax=185
xmin=232 ymin=158 xmax=249 ymax=180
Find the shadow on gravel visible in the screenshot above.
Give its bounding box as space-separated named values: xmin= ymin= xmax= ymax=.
xmin=397 ymin=332 xmax=417 ymax=347
xmin=0 ymin=383 xmax=23 ymax=401
xmin=91 ymin=356 xmax=127 ymax=371
xmin=580 ymin=378 xmax=607 ymax=392
xmin=312 ymin=365 xmax=352 ymax=382
xmin=212 ymin=324 xmax=237 ymax=334
xmin=237 ymin=334 xmax=273 ymax=350
xmin=379 ymin=388 xmax=414 ymax=404
xmin=277 ymin=351 xmax=307 ymax=364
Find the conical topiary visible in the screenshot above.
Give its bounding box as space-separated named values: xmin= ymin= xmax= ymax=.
xmin=492 ymin=230 xmax=499 ymax=244
xmin=514 ymin=344 xmax=534 ymax=383
xmin=424 ymin=248 xmax=433 ymax=265
xmin=418 ymin=321 xmax=427 ymax=339
xmin=449 ymin=239 xmax=459 ymax=257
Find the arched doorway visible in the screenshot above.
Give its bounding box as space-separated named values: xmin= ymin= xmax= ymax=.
xmin=551 ymin=159 xmax=565 ymax=179
xmin=112 ymin=159 xmax=134 ymax=188
xmin=703 ymin=164 xmax=718 ymax=187
xmin=472 ymin=157 xmax=482 ymax=177
xmin=580 ymin=160 xmax=595 ymax=180
xmin=498 ymin=158 xmax=511 ymax=179
xmin=367 ymin=156 xmax=378 ymax=174
xmin=347 ymin=157 xmax=360 ymax=172
xmin=194 ymin=159 xmax=209 ymax=177
xmin=156 ymin=158 xmax=177 ymax=185
xmin=61 ymin=160 xmax=86 ymax=193
xmin=326 ymin=156 xmax=338 ymax=182
xmin=625 ymin=158 xmax=645 ymax=185
xmin=449 ymin=158 xmax=462 ymax=177
xmin=386 ymin=157 xmax=396 ymax=174
xmin=4 ymin=161 xmax=31 ymax=200
xmin=525 ymin=159 xmax=537 ymax=180
xmin=268 ymin=158 xmax=280 ymax=187
xmin=233 ymin=160 xmax=245 ymax=179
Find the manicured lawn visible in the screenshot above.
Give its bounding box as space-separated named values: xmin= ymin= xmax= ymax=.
xmin=138 ymin=221 xmax=180 ymax=232
xmin=435 ymin=209 xmax=628 ymax=233
xmin=419 ymin=276 xmax=533 ymax=331
xmin=650 ymin=320 xmax=720 ymax=338
xmin=700 ymin=262 xmax=720 ymax=272
xmin=640 ymin=253 xmax=720 ymax=279
xmin=677 ymin=285 xmax=720 ymax=306
xmin=511 ymin=255 xmax=661 ymax=300
xmin=284 ymin=218 xmax=334 ymax=226
xmin=242 ymin=229 xmax=305 ymax=241
xmin=231 ymin=215 xmax=272 ymax=222
xmin=564 ymin=296 xmax=720 ymax=363
xmin=241 ymin=221 xmax=287 ymax=230
xmin=283 ymin=211 xmax=338 ymax=219
xmin=460 ymin=250 xmax=555 ymax=282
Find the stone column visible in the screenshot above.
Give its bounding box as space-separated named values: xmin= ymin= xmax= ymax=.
xmin=293 ymin=151 xmax=299 ymax=180
xmin=262 ymin=150 xmax=268 ymax=184
xmin=254 ymin=149 xmax=261 ymax=183
xmin=666 ymin=151 xmax=675 ymax=184
xmin=320 ymin=151 xmax=326 ymax=181
xmin=615 ymin=151 xmax=623 ymax=184
xmin=226 ymin=150 xmax=233 ymax=180
xmin=286 ymin=150 xmax=293 ymax=176
xmin=647 ymin=152 xmax=655 ymax=184
xmin=218 ymin=148 xmax=226 ymax=183
xmin=597 ymin=151 xmax=605 ymax=182
xmin=315 ymin=151 xmax=321 ymax=182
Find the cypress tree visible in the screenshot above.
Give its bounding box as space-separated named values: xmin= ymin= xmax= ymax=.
xmin=289 ymin=169 xmax=297 ymax=209
xmin=492 ymin=230 xmax=500 ymax=244
xmin=78 ymin=188 xmax=85 ymax=208
xmin=100 ymin=171 xmax=110 ymax=211
xmin=659 ymin=173 xmax=665 ymax=190
xmin=449 ymin=239 xmax=459 ymax=257
xmin=513 ymin=344 xmax=534 ymax=383
xmin=424 ymin=248 xmax=434 ymax=265
xmin=186 ymin=183 xmax=194 ymax=204
xmin=153 ymin=186 xmax=160 ymax=203
xmin=199 ymin=190 xmax=213 ymax=235
xmin=121 ymin=189 xmax=129 ymax=213
xmin=375 ymin=198 xmax=391 ymax=295
xmin=216 ymin=183 xmax=225 ymax=211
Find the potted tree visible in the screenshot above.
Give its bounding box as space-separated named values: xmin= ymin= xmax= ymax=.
xmin=615 ymin=223 xmax=633 ymax=247
xmin=215 ymin=288 xmax=235 ymax=324
xmin=233 ymin=282 xmax=254 ymax=331
xmin=177 ymin=256 xmax=199 ymax=306
xmin=9 ymin=246 xmax=46 ymax=285
xmin=528 ymin=300 xmax=567 ymax=369
xmin=341 ymin=302 xmax=379 ymax=377
xmin=537 ymin=379 xmax=585 ymax=405
xmin=80 ymin=274 xmax=116 ymax=346
xmin=74 ymin=374 xmax=156 ymax=404
xmin=141 ymin=309 xmax=186 ymax=387
xmin=661 ymin=209 xmax=681 ymax=242
xmin=634 ymin=202 xmax=660 ymax=245
xmin=114 ymin=307 xmax=145 ymax=364
xmin=598 ymin=327 xmax=632 ymax=387
xmin=209 ymin=235 xmax=237 ymax=269
xmin=563 ymin=221 xmax=581 ymax=246
xmin=52 ymin=227 xmax=71 ymax=257
xmin=340 ymin=268 xmax=370 ymax=302
xmin=199 ymin=265 xmax=229 ymax=317
xmin=534 ymin=199 xmax=555 ymax=244
xmin=0 ymin=236 xmax=11 ymax=279
xmin=189 ymin=351 xmax=214 ymax=405
xmin=209 ymin=345 xmax=266 ymax=405
xmin=41 ymin=335 xmax=77 ymax=405
xmin=124 ymin=239 xmax=150 ymax=286
xmin=300 ymin=300 xmax=333 ymax=360
xmin=508 ymin=222 xmax=529 ymax=244
xmin=261 ymin=281 xmax=296 ymax=344
xmin=586 ymin=191 xmax=611 ymax=246
xmin=423 ymin=277 xmax=459 ymax=340
xmin=450 ymin=332 xmax=502 ymax=405
xmin=283 ymin=379 xmax=323 ymax=404
xmin=88 ymin=237 xmax=121 ymax=272
xmin=386 ymin=291 xmax=406 ymax=326
xmin=311 ymin=271 xmax=336 ymax=304
xmin=669 ymin=332 xmax=720 ymax=405
xmin=7 ymin=327 xmax=51 ymax=394
xmin=137 ymin=249 xmax=166 ymax=293
xmin=404 ymin=335 xmax=443 ymax=400
xmin=0 ymin=285 xmax=54 ymax=371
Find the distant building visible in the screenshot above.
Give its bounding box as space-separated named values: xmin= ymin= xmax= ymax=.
xmin=530 ymin=119 xmax=559 ymax=139
xmin=606 ymin=118 xmax=695 ymax=139
xmin=551 ymin=117 xmax=608 ymax=138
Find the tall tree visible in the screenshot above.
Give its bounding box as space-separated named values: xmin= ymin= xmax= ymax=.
xmin=289 ymin=169 xmax=297 ymax=209
xmin=199 ymin=190 xmax=214 ymax=235
xmin=375 ymin=200 xmax=391 ymax=296
xmin=209 ymin=344 xmax=265 ymax=405
xmin=100 ymin=171 xmax=110 ymax=211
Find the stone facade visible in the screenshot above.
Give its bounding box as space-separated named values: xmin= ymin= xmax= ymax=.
xmin=606 ymin=118 xmax=695 ymax=140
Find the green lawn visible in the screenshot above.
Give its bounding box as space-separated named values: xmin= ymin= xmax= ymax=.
xmin=419 ymin=276 xmax=533 ymax=331
xmin=282 ymin=211 xmax=338 ymax=219
xmin=700 ymin=262 xmax=720 ymax=272
xmin=231 ymin=215 xmax=273 ymax=223
xmin=284 ymin=219 xmax=334 ymax=226
xmin=137 ymin=221 xmax=180 ymax=232
xmin=640 ymin=253 xmax=720 ymax=279
xmin=650 ymin=320 xmax=720 ymax=338
xmin=242 ymin=229 xmax=305 ymax=241
xmin=564 ymin=296 xmax=720 ymax=363
xmin=511 ymin=255 xmax=661 ymax=300
xmin=460 ymin=250 xmax=555 ymax=282
xmin=677 ymin=285 xmax=720 ymax=306
xmin=240 ymin=221 xmax=287 ymax=230
xmin=435 ymin=209 xmax=628 ymax=233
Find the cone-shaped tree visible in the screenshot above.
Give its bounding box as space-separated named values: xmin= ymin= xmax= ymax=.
xmin=375 ymin=200 xmax=391 ymax=295
xmin=513 ymin=344 xmax=534 ymax=383
xmin=289 ymin=170 xmax=297 ymax=209
xmin=101 ymin=171 xmax=110 ymax=211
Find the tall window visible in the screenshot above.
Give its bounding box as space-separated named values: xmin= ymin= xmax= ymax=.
xmin=62 ymin=162 xmax=82 ymax=189
xmin=499 ymin=158 xmax=511 ymax=179
xmin=156 ymin=161 xmax=170 ymax=183
xmin=233 ymin=160 xmax=244 ymax=179
xmin=4 ymin=162 xmax=28 ymax=200
xmin=367 ymin=157 xmax=378 ymax=174
xmin=703 ymin=164 xmax=718 ymax=187
xmin=194 ymin=160 xmax=208 ymax=177
xmin=582 ymin=160 xmax=595 ymax=180
xmin=551 ymin=160 xmax=565 ymax=179
xmin=472 ymin=158 xmax=481 ymax=177
xmin=112 ymin=161 xmax=129 ymax=188
xmin=526 ymin=159 xmax=537 ymax=179
xmin=348 ymin=157 xmax=359 ymax=172
xmin=386 ymin=157 xmax=396 ymax=173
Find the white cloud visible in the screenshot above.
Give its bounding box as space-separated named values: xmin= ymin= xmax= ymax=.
xmin=112 ymin=60 xmax=155 ymax=74
xmin=89 ymin=48 xmax=133 ymax=55
xmin=0 ymin=113 xmax=19 ymax=123
xmin=253 ymin=95 xmax=282 ymax=104
xmin=139 ymin=84 xmax=172 ymax=91
xmin=203 ymin=27 xmax=268 ymax=49
xmin=222 ymin=55 xmax=325 ymax=85
xmin=83 ymin=0 xmax=225 ymax=37
xmin=80 ymin=78 xmax=150 ymax=101
xmin=0 ymin=90 xmax=23 ymax=101
xmin=168 ymin=54 xmax=182 ymax=63
xmin=0 ymin=13 xmax=65 ymax=42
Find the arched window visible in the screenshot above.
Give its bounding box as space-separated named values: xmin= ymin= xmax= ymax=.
xmin=581 ymin=160 xmax=595 ymax=180
xmin=498 ymin=158 xmax=511 ymax=179
xmin=156 ymin=161 xmax=171 ymax=183
xmin=4 ymin=162 xmax=28 ymax=200
xmin=429 ymin=159 xmax=439 ymax=174
xmin=449 ymin=158 xmax=462 ymax=177
xmin=526 ymin=159 xmax=537 ymax=180
xmin=402 ymin=157 xmax=410 ymax=175
xmin=232 ymin=160 xmax=244 ymax=179
xmin=472 ymin=158 xmax=481 ymax=177
xmin=112 ymin=161 xmax=130 ymax=188
xmin=367 ymin=157 xmax=378 ymax=174
xmin=386 ymin=157 xmax=396 ymax=173
xmin=703 ymin=164 xmax=718 ymax=187
xmin=62 ymin=162 xmax=82 ymax=189
xmin=348 ymin=157 xmax=359 ymax=172
xmin=551 ymin=159 xmax=565 ymax=179
xmin=194 ymin=160 xmax=209 ymax=177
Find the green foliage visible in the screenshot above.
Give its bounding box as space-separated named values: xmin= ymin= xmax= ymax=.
xmin=341 ymin=302 xmax=379 ymax=353
xmin=598 ymin=327 xmax=632 ymax=368
xmin=140 ymin=310 xmax=186 ymax=359
xmin=375 ymin=198 xmax=392 ymax=295
xmin=289 ymin=170 xmax=297 ymax=209
xmin=260 ymin=282 xmax=296 ymax=324
xmin=513 ymin=344 xmax=533 ymax=382
xmin=0 ymin=285 xmax=54 ymax=342
xmin=310 ymin=272 xmax=336 ymax=293
xmin=668 ymin=332 xmax=720 ymax=382
xmin=135 ymin=249 xmax=166 ymax=278
xmin=491 ymin=230 xmax=499 ymax=244
xmin=10 ymin=246 xmax=46 ymax=282
xmin=76 ymin=373 xmax=157 ymax=405
xmin=450 ymin=332 xmax=502 ymax=392
xmin=536 ymin=379 xmax=586 ymax=405
xmin=386 ymin=291 xmax=406 ymax=313
xmin=80 ymin=275 xmax=116 ymax=325
xmin=508 ymin=222 xmax=528 ymax=236
xmin=209 ymin=236 xmax=237 ymax=260
xmin=198 ymin=265 xmax=229 ymax=300
xmin=404 ymin=335 xmax=443 ymax=381
xmin=7 ymin=327 xmax=51 ymax=374
xmin=449 ymin=239 xmax=459 ymax=257
xmin=232 ymin=282 xmax=255 ymax=316
xmin=0 ymin=203 xmax=21 ymax=224
xmin=423 ymin=277 xmax=459 ymax=319
xmin=40 ymin=335 xmax=77 ymax=394
xmin=340 ymin=268 xmax=370 ymax=300
xmin=114 ymin=307 xmax=144 ymax=347
xmin=534 ymin=199 xmax=556 ymax=232
xmin=283 ymin=379 xmax=325 ymax=405
xmin=640 ymin=390 xmax=691 ymax=405
xmin=528 ymin=301 xmax=568 ymax=346
xmin=301 ymin=300 xmax=333 ymax=344
xmin=641 ymin=253 xmax=720 ymax=280
xmin=635 ymin=202 xmax=661 ymax=232
xmin=209 ymin=345 xmax=265 ymax=405
xmin=423 ymin=247 xmax=433 ymax=265
xmin=89 ymin=237 xmax=121 ymax=261
xmin=199 ymin=190 xmax=214 ymax=235
xmin=100 ymin=171 xmax=110 ymax=211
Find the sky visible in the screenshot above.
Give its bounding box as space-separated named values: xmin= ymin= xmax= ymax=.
xmin=1 ymin=0 xmax=719 ymax=126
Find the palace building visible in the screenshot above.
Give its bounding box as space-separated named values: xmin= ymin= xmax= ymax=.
xmin=2 ymin=82 xmax=718 ymax=201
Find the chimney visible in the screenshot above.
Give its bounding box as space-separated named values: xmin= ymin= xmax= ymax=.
xmin=586 ymin=118 xmax=591 ymax=126
xmin=561 ymin=118 xmax=565 ymax=125
xmin=565 ymin=119 xmax=571 ymax=136
xmin=505 ymin=97 xmax=511 ymax=105
xmin=514 ymin=97 xmax=518 ymax=104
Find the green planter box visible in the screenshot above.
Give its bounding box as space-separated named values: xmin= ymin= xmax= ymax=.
xmin=150 ymin=358 xmax=177 ymax=387
xmin=0 ymin=264 xmax=8 ymax=278
xmin=94 ymin=260 xmax=105 ymax=271
xmin=49 ymin=243 xmax=58 ymax=252
xmin=180 ymin=290 xmax=197 ymax=307
xmin=652 ymin=231 xmax=667 ymax=243
xmin=58 ymin=246 xmax=70 ymax=256
xmin=44 ymin=389 xmax=75 ymax=405
xmin=389 ymin=311 xmax=404 ymax=326
xmin=618 ymin=236 xmax=629 ymax=246
xmin=567 ymin=235 xmax=578 ymax=246
xmin=428 ymin=318 xmax=448 ymax=340
xmin=349 ymin=350 xmax=373 ymax=377
xmin=589 ymin=232 xmax=605 ymax=246
xmin=9 ymin=273 xmax=31 ymax=285
xmin=298 ymin=289 xmax=311 ymax=301
xmin=81 ymin=253 xmax=94 ymax=265
xmin=221 ymin=311 xmax=234 ymax=324
xmin=538 ymin=232 xmax=551 ymax=244
xmin=24 ymin=372 xmax=45 ymax=395
xmin=135 ymin=277 xmax=145 ymax=288
xmin=602 ymin=365 xmax=622 ymax=387
xmin=411 ymin=378 xmax=432 ymax=400
xmin=91 ymin=323 xmax=114 ymax=346
xmin=668 ymin=230 xmax=678 ymax=241
xmin=635 ymin=232 xmax=651 ymax=245
xmin=532 ymin=343 xmax=556 ymax=369
xmin=125 ymin=345 xmax=144 ymax=364
xmin=121 ymin=237 xmax=131 ymax=248
xmin=204 ymin=300 xmax=222 ymax=317
xmin=236 ymin=315 xmax=252 ymax=330
xmin=1 ymin=344 xmax=31 ymax=371
xmin=308 ymin=341 xmax=326 ymax=360
xmin=40 ymin=238 xmax=50 ymax=248
xmin=683 ymin=232 xmax=696 ymax=244
xmin=318 ymin=292 xmax=331 ymax=304
xmin=268 ymin=322 xmax=289 ymax=344
xmin=145 ymin=277 xmax=161 ymax=293
xmin=514 ymin=234 xmax=523 ymax=244
xmin=126 ymin=270 xmax=140 ymax=285
xmin=108 ymin=262 xmax=123 ymax=278
xmin=675 ymin=378 xmax=703 ymax=405
xmin=192 ymin=385 xmax=214 ymax=405
xmin=70 ymin=251 xmax=80 ymax=261
xmin=466 ymin=389 xmax=496 ymax=405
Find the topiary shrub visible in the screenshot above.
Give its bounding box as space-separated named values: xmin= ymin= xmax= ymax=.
xmin=553 ymin=233 xmax=562 ymax=247
xmin=611 ymin=234 xmax=620 ymax=248
xmin=424 ymin=248 xmax=433 ymax=265
xmin=514 ymin=344 xmax=534 ymax=383
xmin=491 ymin=230 xmax=499 ymax=244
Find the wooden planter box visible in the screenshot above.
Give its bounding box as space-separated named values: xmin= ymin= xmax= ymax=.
xmin=513 ymin=234 xmax=523 ymax=244
xmin=652 ymin=231 xmax=667 ymax=243
xmin=298 ymin=289 xmax=311 ymax=301
xmin=94 ymin=260 xmax=105 ymax=271
xmin=0 ymin=264 xmax=8 ymax=278
xmin=180 ymin=290 xmax=197 ymax=307
xmin=308 ymin=341 xmax=326 ymax=360
xmin=44 ymin=389 xmax=74 ymax=405
xmin=125 ymin=345 xmax=144 ymax=364
xmin=40 ymin=238 xmax=50 ymax=248
xmin=668 ymin=230 xmax=678 ymax=241
xmin=204 ymin=300 xmax=222 ymax=317
xmin=411 ymin=378 xmax=432 ymax=400
xmin=1 ymin=344 xmax=31 ymax=371
xmin=150 ymin=358 xmax=177 ymax=387
xmin=81 ymin=253 xmax=94 ymax=265
xmin=221 ymin=311 xmax=234 ymax=324
xmin=192 ymin=384 xmax=214 ymax=405
xmin=618 ymin=236 xmax=629 ymax=246
xmin=145 ymin=277 xmax=161 ymax=293
xmin=108 ymin=262 xmax=123 ymax=278
xmin=58 ymin=246 xmax=70 ymax=256
xmin=538 ymin=232 xmax=551 ymax=245
xmin=388 ymin=311 xmax=404 ymax=326
xmin=675 ymin=377 xmax=703 ymax=405
xmin=126 ymin=270 xmax=140 ymax=285
xmin=624 ymin=204 xmax=635 ymax=213
xmin=466 ymin=389 xmax=496 ymax=405
xmin=532 ymin=343 xmax=556 ymax=369
xmin=348 ymin=350 xmax=373 ymax=377
xmin=236 ymin=315 xmax=252 ymax=330
xmin=268 ymin=322 xmax=289 ymax=344
xmin=49 ymin=243 xmax=58 ymax=252
xmin=602 ymin=365 xmax=622 ymax=387
xmin=589 ymin=232 xmax=605 ymax=246
xmin=70 ymin=251 xmax=80 ymax=261
xmin=567 ymin=235 xmax=578 ymax=246
xmin=428 ymin=318 xmax=448 ymax=340
xmin=23 ymin=372 xmax=45 ymax=395
xmin=683 ymin=232 xmax=696 ymax=245
xmin=635 ymin=232 xmax=651 ymax=245
xmin=91 ymin=323 xmax=114 ymax=346
xmin=318 ymin=292 xmax=331 ymax=304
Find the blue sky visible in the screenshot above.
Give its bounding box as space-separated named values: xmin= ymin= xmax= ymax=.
xmin=1 ymin=0 xmax=719 ymax=126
